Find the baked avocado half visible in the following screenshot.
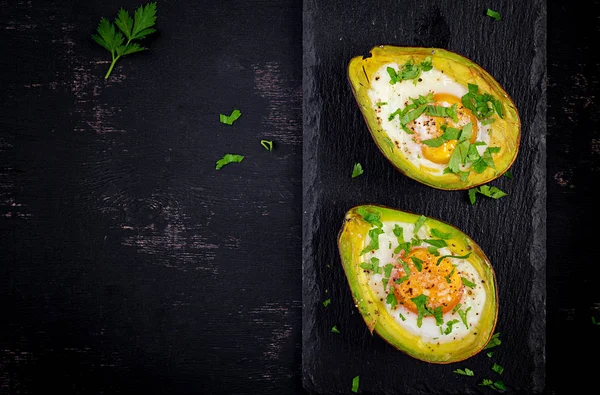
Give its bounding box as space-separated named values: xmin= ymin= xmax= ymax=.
xmin=337 ymin=204 xmax=498 ymax=364
xmin=348 ymin=46 xmax=520 ymax=190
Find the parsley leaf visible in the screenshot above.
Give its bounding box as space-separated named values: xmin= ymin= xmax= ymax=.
xmin=352 ymin=163 xmax=364 ymax=178
xmin=220 ymin=109 xmax=242 ymax=125
xmin=411 ymin=294 xmax=429 ymax=328
xmin=453 ymin=368 xmax=474 ymax=376
xmin=503 ymin=170 xmax=514 ymax=179
xmin=492 ymin=363 xmax=504 ymax=375
xmin=360 ymin=228 xmax=385 ymax=255
xmin=92 ymin=2 xmax=158 ymax=79
xmin=414 ymin=215 xmax=427 ymax=234
xmin=458 ymin=306 xmax=471 ymax=329
xmin=430 ymin=228 xmax=452 ymax=239
xmin=331 ymin=325 xmax=340 ymax=334
xmin=461 ymin=276 xmax=477 ymax=289
xmin=386 ymin=292 xmax=398 ymax=309
xmin=260 ymin=140 xmax=274 ymax=152
xmin=351 ymin=375 xmax=360 ymax=393
xmin=215 ymin=154 xmax=244 ymax=170
xmin=322 ymin=298 xmax=331 ymax=307
xmin=479 ymin=379 xmax=506 ymax=391
xmin=356 ymin=207 xmax=383 ymax=228
xmin=437 ymin=252 xmax=472 ymax=266
xmin=486 ymin=9 xmax=501 ymax=21
xmin=411 ymin=256 xmax=423 ymax=271
xmin=484 ymin=332 xmax=502 ymax=349
xmin=469 ymin=185 xmax=507 ymax=204
xmin=444 ymin=319 xmax=460 ymax=335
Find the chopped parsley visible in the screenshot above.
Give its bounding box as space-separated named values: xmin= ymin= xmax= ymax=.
xmin=486 ymin=9 xmax=501 ymax=21
xmin=386 ymin=57 xmax=433 ymax=85
xmin=355 ymin=207 xmax=383 ymax=228
xmin=399 ymin=312 xmax=406 ymax=321
xmin=398 ymin=258 xmax=411 ymax=276
xmin=331 ymin=325 xmax=340 ymax=334
xmin=351 ymin=375 xmax=360 ymax=393
xmin=432 ymin=306 xmax=444 ymax=326
xmin=469 ymin=185 xmax=507 ymax=204
xmin=430 ymin=228 xmax=452 ymax=239
xmin=411 ymin=256 xmax=423 ymax=271
xmin=322 ymin=298 xmax=331 ymax=307
xmin=492 ymin=363 xmax=504 ymax=375
xmin=445 ymin=268 xmax=456 ymax=283
xmin=462 ymin=83 xmax=503 ymax=121
xmin=375 ymin=101 xmax=388 ymax=106
xmin=458 ymin=306 xmax=472 ymax=329
xmin=352 ymin=163 xmax=364 ymax=178
xmin=414 ymin=215 xmax=427 ymax=234
xmin=386 ymin=292 xmax=398 ymax=309
xmin=424 ymin=239 xmax=447 ymax=248
xmin=444 ymin=319 xmax=460 ymax=335
xmin=461 ymin=277 xmax=477 ymax=289
xmin=394 ymin=275 xmax=409 ymax=284
xmin=383 ymin=263 xmax=393 ymax=278
xmin=260 ymin=139 xmax=273 ymax=151
xmin=484 ymin=332 xmax=502 ymax=349
xmin=479 ymin=379 xmax=506 ymax=392
xmin=360 ymin=257 xmax=381 ymax=273
xmin=219 ymin=109 xmax=242 ymax=125
xmin=453 ymin=368 xmax=474 ymax=376
xmin=592 ymin=316 xmax=600 ymax=325
xmin=411 ymin=294 xmax=429 ymax=328
xmin=503 ymin=170 xmax=514 ymax=179
xmin=360 ymin=228 xmax=385 ymax=255
xmin=437 ymin=252 xmax=472 ymax=266
xmin=487 ymin=351 xmax=494 ymax=358
xmin=215 ymin=154 xmax=244 ymax=170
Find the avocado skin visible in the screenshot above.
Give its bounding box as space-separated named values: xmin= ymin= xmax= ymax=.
xmin=337 ymin=204 xmax=499 ymax=364
xmin=348 ymin=46 xmax=521 ymax=190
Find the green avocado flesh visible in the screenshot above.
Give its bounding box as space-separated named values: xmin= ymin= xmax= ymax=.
xmin=348 ymin=46 xmax=520 ymax=190
xmin=337 ymin=205 xmax=498 ymax=364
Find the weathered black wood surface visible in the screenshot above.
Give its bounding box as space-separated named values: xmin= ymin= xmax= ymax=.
xmin=0 ymin=0 xmax=599 ymax=394
xmin=302 ymin=1 xmax=546 ymax=394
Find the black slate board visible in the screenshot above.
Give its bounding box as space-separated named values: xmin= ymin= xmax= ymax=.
xmin=302 ymin=1 xmax=546 ymax=394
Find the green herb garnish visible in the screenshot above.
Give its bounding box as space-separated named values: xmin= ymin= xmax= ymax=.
xmin=461 ymin=277 xmax=477 ymax=289
xmin=430 ymin=228 xmax=452 ymax=239
xmin=453 ymin=368 xmax=474 ymax=376
xmin=411 ymin=294 xmax=429 ymax=328
xmin=322 ymin=298 xmax=331 ymax=307
xmin=444 ymin=319 xmax=460 ymax=335
xmin=220 ymin=109 xmax=242 ymax=125
xmin=486 ymin=9 xmax=501 ymax=21
xmin=458 ymin=306 xmax=471 ymax=329
xmin=414 ymin=215 xmax=427 ymax=234
xmin=411 ymin=256 xmax=423 ymax=271
xmin=92 ymin=2 xmax=158 ymax=79
xmin=492 ymin=363 xmax=504 ymax=375
xmin=355 ymin=207 xmax=383 ymax=228
xmin=215 ymin=154 xmax=244 ymax=170
xmin=484 ymin=332 xmax=502 ymax=349
xmin=351 ymin=375 xmax=360 ymax=393
xmin=503 ymin=170 xmax=514 ymax=179
xmin=479 ymin=379 xmax=506 ymax=392
xmin=386 ymin=292 xmax=398 ymax=309
xmin=260 ymin=140 xmax=273 ymax=151
xmin=352 ymin=163 xmax=364 ymax=178
xmin=331 ymin=325 xmax=340 ymax=334
xmin=360 ymin=228 xmax=385 ymax=255
xmin=437 ymin=252 xmax=472 ymax=266
xmin=399 ymin=312 xmax=406 ymax=321
xmin=469 ymin=185 xmax=507 ymax=204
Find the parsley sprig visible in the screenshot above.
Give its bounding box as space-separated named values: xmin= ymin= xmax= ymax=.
xmin=92 ymin=2 xmax=158 ymax=79
xmin=387 ymin=57 xmax=433 ymax=85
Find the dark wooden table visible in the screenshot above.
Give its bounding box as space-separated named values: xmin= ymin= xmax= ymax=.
xmin=0 ymin=1 xmax=597 ymax=394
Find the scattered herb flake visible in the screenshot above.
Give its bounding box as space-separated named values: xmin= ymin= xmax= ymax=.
xmin=260 ymin=139 xmax=273 ymax=151
xmin=453 ymin=368 xmax=474 ymax=376
xmin=430 ymin=228 xmax=452 ymax=239
xmin=461 ymin=277 xmax=477 ymax=289
xmin=360 ymin=228 xmax=385 ymax=255
xmin=215 ymin=154 xmax=244 ymax=170
xmin=92 ymin=2 xmax=158 ymax=79
xmin=484 ymin=332 xmax=502 ymax=349
xmin=414 ymin=215 xmax=427 ymax=234
xmin=492 ymin=363 xmax=504 ymax=375
xmin=469 ymin=185 xmax=507 ymax=205
xmin=486 ymin=8 xmax=501 ymax=21
xmin=322 ymin=298 xmax=331 ymax=307
xmin=352 ymin=163 xmax=364 ymax=178
xmin=355 ymin=207 xmax=383 ymax=228
xmin=411 ymin=256 xmax=423 ymax=271
xmin=487 ymin=351 xmax=494 ymax=358
xmin=437 ymin=252 xmax=472 ymax=266
xmin=351 ymin=375 xmax=360 ymax=393
xmin=503 ymin=170 xmax=514 ymax=179
xmin=331 ymin=325 xmax=340 ymax=334
xmin=220 ymin=109 xmax=242 ymax=125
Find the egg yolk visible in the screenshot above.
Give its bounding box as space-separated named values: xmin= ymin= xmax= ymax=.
xmin=420 ymin=93 xmax=479 ymax=165
xmin=393 ymin=247 xmax=464 ymax=314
